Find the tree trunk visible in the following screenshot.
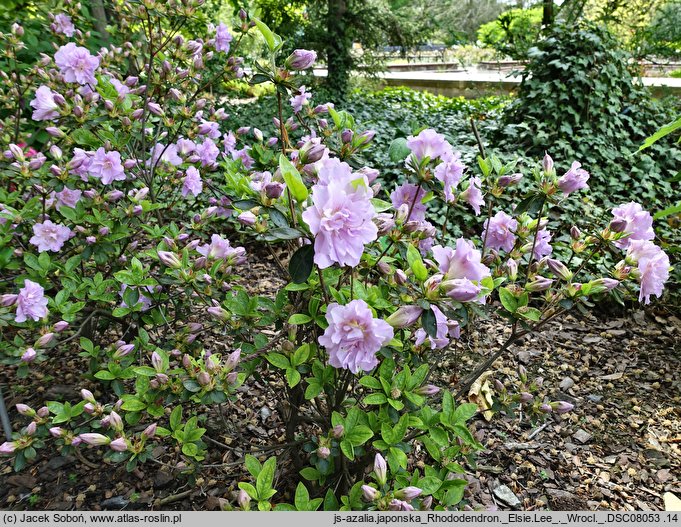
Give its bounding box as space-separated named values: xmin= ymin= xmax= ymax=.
xmin=542 ymin=0 xmax=554 ymax=26
xmin=89 ymin=0 xmax=110 ymax=44
xmin=326 ymin=0 xmax=352 ymax=101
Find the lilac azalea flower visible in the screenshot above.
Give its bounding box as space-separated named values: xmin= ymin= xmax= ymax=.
xmin=150 ymin=143 xmax=183 ymax=167
xmin=611 ymin=202 xmax=654 ymax=249
xmin=53 ymin=13 xmax=75 ymax=37
xmin=532 ymin=228 xmax=553 ymax=260
xmin=302 ymin=160 xmax=377 ymax=269
xmin=406 ymin=128 xmax=451 ymax=162
xmin=15 ymin=279 xmax=49 ymax=323
xmin=319 ymin=299 xmax=393 ymax=373
xmin=196 ymin=138 xmax=220 ymax=167
xmin=626 ymin=240 xmax=670 ymax=304
xmin=109 ymin=78 xmax=130 ymax=97
xmin=69 ymin=148 xmax=92 ymax=180
xmin=432 ymin=239 xmax=490 ymax=282
xmin=290 ymin=85 xmax=312 ymax=113
xmin=54 ymin=43 xmax=100 ymax=85
xmin=54 ymin=187 xmax=82 ymax=210
xmin=29 ymin=220 xmax=73 ymax=252
xmin=390 ymin=183 xmax=427 ymax=223
xmin=182 ymin=167 xmax=202 ymax=197
xmin=557 ymin=161 xmax=589 ymax=195
xmin=482 ymin=211 xmax=518 ymax=252
xmin=88 ymin=148 xmax=126 ymax=184
xmin=196 ymin=234 xmax=246 ymax=264
xmin=30 ymin=86 xmax=60 ymax=121
xmin=214 ymin=23 xmax=233 ymax=53
xmin=434 ymin=150 xmax=465 ymax=203
xmin=460 ymin=176 xmax=484 ymax=215
xmin=230 ymin=147 xmax=254 ymax=169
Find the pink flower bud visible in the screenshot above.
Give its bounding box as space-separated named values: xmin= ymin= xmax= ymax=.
xmin=519 ymin=392 xmax=534 ymax=403
xmin=1 ymin=294 xmax=18 ymax=306
xmin=142 ymin=423 xmax=157 ymax=439
xmin=542 ymin=153 xmax=554 ymax=174
xmin=16 ymin=404 xmax=33 ymax=416
xmin=285 ymin=49 xmax=317 ymax=70
xmin=609 ymin=218 xmax=627 ymax=233
xmin=237 ymin=211 xmax=256 ymax=226
xmin=526 ymin=276 xmax=553 ymax=292
xmin=420 ymin=496 xmax=433 ymax=510
xmin=341 ymin=129 xmax=353 ymax=144
xmin=22 ymin=348 xmax=37 ymax=362
xmin=79 ymin=433 xmax=111 ymax=446
xmin=539 ymin=403 xmax=552 ymax=413
xmin=498 ymin=173 xmax=523 ymax=187
xmin=395 ymin=486 xmax=422 ymax=500
xmin=386 ymin=305 xmax=423 ymax=328
xmin=553 ymin=401 xmax=574 ymax=414
xmin=0 ymin=441 xmax=17 ymax=454
xmin=225 ymin=349 xmax=241 ymax=371
xmin=415 ymin=384 xmax=440 ymax=396
xmin=109 ymin=437 xmax=128 ymax=452
xmin=317 ymin=446 xmax=330 ymax=459
xmin=331 ymin=424 xmax=344 ymax=438
xmin=361 ymin=484 xmax=379 ymax=501
xmin=81 ymin=389 xmax=95 ymax=403
xmin=109 ymin=411 xmax=123 ymax=431
xmin=374 ymin=453 xmax=387 ymax=485
xmin=197 ymin=371 xmax=211 ymax=386
xmin=237 ymin=489 xmax=251 ymax=509
xmin=547 ymin=259 xmax=572 ymax=281
xmin=46 ymin=127 xmax=65 ymax=138
xmin=264 ymin=182 xmax=285 ymax=199
xmin=394 ymin=269 xmax=407 ymax=285
xmin=53 ymin=320 xmax=69 ymax=332
xmin=207 ymin=306 xmax=229 ymax=321
xmin=158 ymin=250 xmax=181 ymax=269
xmin=37 ymin=406 xmax=49 ymax=418
xmin=49 ymin=427 xmax=63 ymax=438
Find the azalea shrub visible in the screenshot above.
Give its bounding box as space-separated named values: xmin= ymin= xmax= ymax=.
xmin=0 ymin=1 xmax=672 ymax=512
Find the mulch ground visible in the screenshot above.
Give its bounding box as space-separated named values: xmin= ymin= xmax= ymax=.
xmin=1 ymin=246 xmax=679 ymax=511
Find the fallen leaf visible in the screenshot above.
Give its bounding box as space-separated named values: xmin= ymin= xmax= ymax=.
xmin=468 ymin=371 xmax=494 ymax=421
xmin=600 ymin=372 xmax=624 ymax=380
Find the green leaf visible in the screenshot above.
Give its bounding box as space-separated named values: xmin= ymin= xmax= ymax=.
xmin=638 ymin=115 xmax=681 ymax=151
xmin=121 ymin=398 xmax=147 ymax=411
xmin=265 ymin=353 xmax=290 ymax=369
xmin=279 ymin=154 xmax=308 ymax=202
xmin=359 ymin=376 xmax=382 ymax=390
xmin=288 ymin=313 xmax=312 ymax=325
xmin=453 ymin=403 xmax=478 ymax=423
xmin=71 ymin=128 xmax=99 ymax=148
xmin=294 ymin=482 xmax=310 ymax=511
xmin=252 ymin=18 xmax=282 ymax=52
xmin=289 ymin=244 xmax=315 ymax=284
xmin=499 ymin=287 xmax=518 ymax=313
xmin=388 ymin=137 xmax=410 ymax=162
xmin=340 ymin=439 xmax=354 ymax=460
xmin=256 ymin=457 xmax=277 ymax=500
xmin=519 ymin=307 xmax=542 ymax=321
xmin=169 ymin=406 xmax=182 ymax=431
xmin=363 ymin=393 xmax=388 ymax=405
xmin=238 ymin=482 xmax=258 ymax=500
xmin=300 ymin=467 xmax=320 ymax=481
xmin=346 ymin=425 xmax=373 ymax=445
xmin=286 ymin=367 xmax=301 ymax=387
xmin=244 ymin=454 xmax=262 ymax=478
xmin=94 ymin=370 xmax=116 ymax=380
xmin=654 ymin=202 xmax=681 ymax=220
xmin=421 ymin=307 xmax=438 ymax=339
xmin=406 ymin=244 xmax=428 ymax=281
xmin=266 ymin=227 xmax=305 ymax=241
xmin=370 ymin=198 xmax=393 ymax=212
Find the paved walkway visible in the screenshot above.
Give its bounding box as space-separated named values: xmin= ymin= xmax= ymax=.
xmin=311 ymin=68 xmax=681 ymax=98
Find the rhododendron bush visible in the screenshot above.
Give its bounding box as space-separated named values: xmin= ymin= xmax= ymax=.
xmin=0 ymin=0 xmax=671 ymax=512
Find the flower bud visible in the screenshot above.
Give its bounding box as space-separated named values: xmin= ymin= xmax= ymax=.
xmin=395 ymin=486 xmax=422 ymax=500
xmin=553 ymin=401 xmax=574 ymax=414
xmin=25 ymin=422 xmax=37 ymax=436
xmin=79 ymin=433 xmax=111 ymax=446
xmin=81 ymin=389 xmax=96 ymax=403
xmin=498 ymin=173 xmax=523 ymax=187
xmin=519 ymin=392 xmax=534 ymax=403
xmin=35 ymin=332 xmax=55 ymax=348
xmin=0 ymin=441 xmax=17 ymax=454
xmin=109 ymin=437 xmax=128 ymax=452
xmin=109 ymin=410 xmax=123 ymax=431
xmin=526 ymin=276 xmax=553 ymax=292
xmin=331 ymin=424 xmax=344 ymax=438
xmin=1 ymin=294 xmax=18 ymax=306
xmin=225 ymin=349 xmax=241 ymax=371
xmin=341 ymin=129 xmax=353 ymax=144
xmin=298 ymin=142 xmax=325 ymax=164
xmin=37 ymin=406 xmax=49 ymax=418
xmin=46 ymin=127 xmax=65 ymax=138
xmin=386 ymin=305 xmax=423 ymax=328
xmin=151 ymin=351 xmax=163 ymax=372
xmin=609 ymin=218 xmax=627 ymax=233
xmin=16 ymin=404 xmax=34 ymax=416
xmin=207 ymin=306 xmax=229 ymax=321
xmin=49 ymin=145 xmax=63 ymax=160
xmin=547 ymin=259 xmax=572 ymax=281
xmin=142 ymin=423 xmax=157 ymax=439
xmin=197 ymin=371 xmax=211 ymax=386
xmin=237 ymin=489 xmax=251 ymax=509
xmin=264 ymin=182 xmax=285 ymax=199
xmin=570 ymin=226 xmax=581 ymax=239
xmin=539 ymin=403 xmax=552 ymax=414
xmin=394 ymin=269 xmax=407 ymax=286
xmin=361 ymin=485 xmax=379 ymax=501
xmin=542 ymin=153 xmax=554 ymax=174
xmin=374 ymin=453 xmax=387 ymax=485
xmin=21 ymin=348 xmax=37 ymax=362
xmin=237 ymin=211 xmax=256 ymax=226
xmin=420 ymin=496 xmax=433 ymax=510
xmin=285 ymin=49 xmax=317 ymax=70
xmin=158 ymin=250 xmax=181 ymax=269
xmin=49 ymin=427 xmax=64 ymax=438
xmin=416 ymin=384 xmax=440 ymax=396
xmin=317 ymin=446 xmax=330 ymax=459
